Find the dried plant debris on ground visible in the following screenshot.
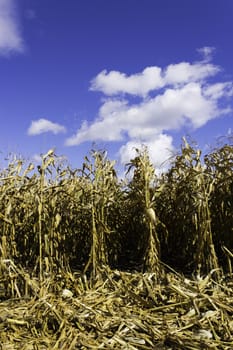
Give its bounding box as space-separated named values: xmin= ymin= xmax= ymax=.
xmin=0 ymin=266 xmax=233 ymax=349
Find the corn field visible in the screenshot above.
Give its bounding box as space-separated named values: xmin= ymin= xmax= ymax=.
xmin=0 ymin=139 xmax=233 ymax=349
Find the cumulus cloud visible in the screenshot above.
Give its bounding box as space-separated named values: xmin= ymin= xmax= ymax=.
xmin=119 ymin=134 xmax=174 ymax=172
xmin=164 ymin=62 xmax=219 ymax=86
xmin=0 ymin=0 xmax=24 ymax=55
xmin=90 ymin=60 xmax=219 ymax=97
xmin=90 ymin=67 xmax=164 ymax=97
xmin=66 ymin=81 xmax=231 ymax=145
xmin=28 ymin=118 xmax=66 ymax=135
xmin=203 ymin=82 xmax=233 ymax=100
xmin=66 ymin=49 xmax=233 ymax=167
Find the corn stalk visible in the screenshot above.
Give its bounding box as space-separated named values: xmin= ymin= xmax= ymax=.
xmin=83 ymin=150 xmax=118 ymax=278
xmin=126 ymin=147 xmax=161 ymax=276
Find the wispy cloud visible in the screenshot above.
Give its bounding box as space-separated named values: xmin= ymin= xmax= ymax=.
xmin=0 ymin=0 xmax=24 ymax=55
xmin=197 ymin=46 xmax=216 ymax=63
xmin=28 ymin=118 xmax=66 ymax=135
xmin=66 ymin=48 xmax=233 ymax=167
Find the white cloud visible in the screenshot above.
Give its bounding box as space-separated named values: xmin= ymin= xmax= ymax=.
xmin=28 ymin=118 xmax=66 ymax=135
xmin=119 ymin=134 xmax=174 ymax=173
xmin=197 ymin=46 xmax=216 ymax=62
xmin=66 ymin=81 xmax=230 ymax=146
xmin=164 ymin=62 xmax=219 ymax=86
xmin=0 ymin=0 xmax=24 ymax=55
xmin=90 ymin=60 xmax=219 ymax=97
xmin=204 ymin=82 xmax=233 ymax=100
xmin=90 ymin=67 xmax=163 ymax=97
xmin=66 ymin=49 xmax=233 ymax=168
xmin=65 ymin=100 xmax=127 ymax=146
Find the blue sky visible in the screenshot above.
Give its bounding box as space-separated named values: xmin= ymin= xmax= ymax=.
xmin=1 ymin=0 xmax=233 ymax=172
